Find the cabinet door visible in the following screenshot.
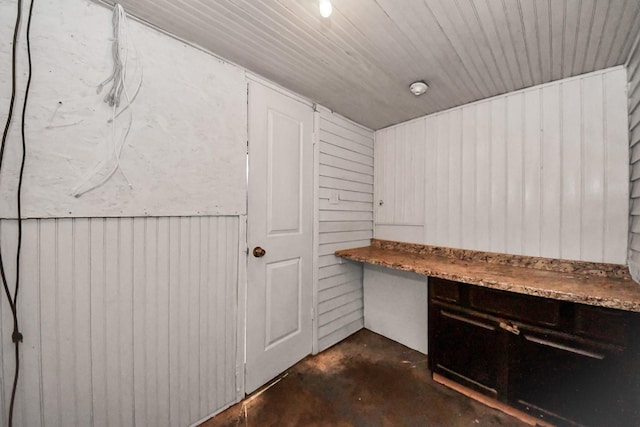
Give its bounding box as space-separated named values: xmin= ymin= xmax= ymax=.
xmin=509 ymin=330 xmax=635 ymax=427
xmin=430 ymin=303 xmax=505 ymax=398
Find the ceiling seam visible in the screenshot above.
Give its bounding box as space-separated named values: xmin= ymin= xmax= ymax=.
xmin=500 ymin=0 xmax=526 ymax=88
xmin=422 ymin=0 xmax=490 ymax=99
xmin=516 ymin=0 xmax=536 ymax=86
xmin=473 ymin=0 xmax=516 ymax=91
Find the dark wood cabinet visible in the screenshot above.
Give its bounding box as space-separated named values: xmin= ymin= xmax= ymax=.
xmin=431 ymin=305 xmax=505 ymax=398
xmin=428 ymin=278 xmax=640 ymax=427
xmin=509 ymin=327 xmax=632 ymax=426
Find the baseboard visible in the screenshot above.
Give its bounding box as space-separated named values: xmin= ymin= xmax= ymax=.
xmin=432 ymin=373 xmax=554 ymax=427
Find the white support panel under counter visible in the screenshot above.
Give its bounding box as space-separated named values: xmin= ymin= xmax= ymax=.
xmin=363 ymin=264 xmax=428 ymax=355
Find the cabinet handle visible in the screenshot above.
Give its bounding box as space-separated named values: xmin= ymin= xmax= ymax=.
xmin=499 ymin=321 xmax=520 ymax=335
xmin=523 ymin=335 xmax=605 ymax=360
xmin=441 ymin=310 xmax=495 ymax=331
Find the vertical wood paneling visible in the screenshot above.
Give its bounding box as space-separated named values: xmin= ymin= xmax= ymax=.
xmin=167 ymin=216 xmax=181 ymax=426
xmin=0 ymin=216 xmax=239 ymax=427
xmin=523 ymin=88 xmax=542 ymax=256
xmin=448 ymin=109 xmax=463 ymax=248
xmin=73 ymin=218 xmax=93 ymax=427
xmin=375 ymin=128 xmax=393 ymax=224
xmin=424 ymin=115 xmax=438 ymax=244
xmin=16 ymin=219 xmax=43 ymax=427
xmin=415 ymin=120 xmax=427 ymax=224
xmin=475 ymin=101 xmax=491 ymax=250
xmin=461 ymin=107 xmax=476 ymax=250
xmin=436 ymin=114 xmax=450 ymax=245
xmin=541 ymin=84 xmax=562 ymax=258
xmin=394 ymin=126 xmax=405 ymax=224
xmin=375 ymin=67 xmax=629 ymax=264
xmin=506 ymin=94 xmax=524 ymax=255
xmin=318 ymin=109 xmax=373 ymax=352
xmin=39 ymin=220 xmax=61 ymax=426
xmin=402 ymin=120 xmax=426 ymax=225
xmin=224 ymin=218 xmax=237 ymax=417
xmin=561 ymin=79 xmax=584 ymax=261
xmin=375 ymin=120 xmax=425 ymax=226
xmin=603 ymin=71 xmax=629 ymax=263
xmin=581 ymin=75 xmax=606 ymax=261
xmin=89 ymin=219 xmax=107 ymax=427
xmin=626 ymin=30 xmax=640 ymax=282
xmin=489 ymin=97 xmax=507 ymax=253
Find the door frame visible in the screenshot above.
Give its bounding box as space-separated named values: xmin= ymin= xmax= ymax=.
xmin=235 ymin=73 xmax=319 ymax=400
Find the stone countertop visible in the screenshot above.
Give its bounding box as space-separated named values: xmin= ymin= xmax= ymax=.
xmin=335 ymin=240 xmax=640 ymax=313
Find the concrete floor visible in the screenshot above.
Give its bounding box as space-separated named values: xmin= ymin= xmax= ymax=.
xmin=201 ymin=329 xmax=529 ymax=427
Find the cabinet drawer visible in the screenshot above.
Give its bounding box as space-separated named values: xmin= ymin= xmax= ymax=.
xmin=469 ymin=287 xmax=560 ymax=327
xmin=575 ymin=305 xmax=630 ymax=347
xmin=429 ymin=278 xmax=460 ymax=303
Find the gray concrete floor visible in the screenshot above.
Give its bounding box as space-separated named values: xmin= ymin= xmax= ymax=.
xmin=201 ymin=329 xmax=529 ymax=427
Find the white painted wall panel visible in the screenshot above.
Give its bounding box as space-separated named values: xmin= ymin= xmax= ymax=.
xmin=461 ymin=105 xmax=477 ymax=250
xmin=561 ymin=80 xmax=583 ymax=261
xmin=489 ymin=97 xmax=507 ymax=253
xmin=0 ymin=216 xmax=239 ymax=427
xmin=603 ymin=71 xmax=630 ymax=263
xmin=374 ymin=67 xmax=629 ymax=264
xmin=627 ymin=31 xmax=640 ymax=282
xmin=522 ymin=89 xmax=542 ymax=256
xmin=374 ymin=225 xmax=424 ymax=243
xmin=0 ymin=0 xmax=246 ymax=218
xmin=374 ymin=123 xmax=425 ymax=226
xmin=474 ymin=101 xmax=492 ymax=251
xmin=317 ymin=108 xmax=373 ymax=352
xmin=505 ymin=93 xmax=524 ymax=255
xmin=363 ymin=265 xmax=428 ymax=355
xmin=540 ymin=84 xmax=561 ymax=259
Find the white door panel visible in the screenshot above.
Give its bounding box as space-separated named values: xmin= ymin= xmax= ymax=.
xmin=246 ymin=82 xmax=313 ymax=393
xmin=265 ymin=258 xmax=301 ymax=349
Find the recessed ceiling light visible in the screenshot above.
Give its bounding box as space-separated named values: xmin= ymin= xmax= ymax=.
xmin=319 ymin=0 xmax=332 ymax=18
xmin=409 ymin=81 xmax=428 ymax=96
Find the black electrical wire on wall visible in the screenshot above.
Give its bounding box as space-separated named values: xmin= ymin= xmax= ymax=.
xmin=0 ymin=0 xmax=34 ymax=425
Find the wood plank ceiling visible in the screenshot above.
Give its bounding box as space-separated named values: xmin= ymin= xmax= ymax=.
xmin=103 ymin=0 xmax=640 ymax=130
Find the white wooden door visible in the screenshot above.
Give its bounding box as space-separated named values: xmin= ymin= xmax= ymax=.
xmin=246 ymin=82 xmax=314 ymax=393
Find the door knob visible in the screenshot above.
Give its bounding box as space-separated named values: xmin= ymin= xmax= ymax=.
xmin=253 ymin=246 xmax=266 ymax=257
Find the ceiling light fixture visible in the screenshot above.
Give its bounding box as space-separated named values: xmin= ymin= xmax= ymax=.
xmin=409 ymin=81 xmax=428 ymax=96
xmin=319 ymin=0 xmax=333 ymax=18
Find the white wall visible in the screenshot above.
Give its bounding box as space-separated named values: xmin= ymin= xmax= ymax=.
xmin=317 ymin=107 xmax=373 ymax=352
xmin=1 ymin=2 xmax=376 ymax=424
xmin=0 ymin=0 xmax=246 ymax=218
xmin=627 ymin=32 xmax=640 ymax=282
xmin=0 ymin=1 xmax=247 ymax=426
xmin=0 ymin=217 xmax=240 ymax=427
xmin=375 ymin=67 xmax=629 ymax=264
xmin=367 ymin=68 xmax=630 ymax=354
xmin=363 ymin=265 xmax=428 ymax=354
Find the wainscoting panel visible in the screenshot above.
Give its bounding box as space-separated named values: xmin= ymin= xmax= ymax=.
xmin=0 ymin=216 xmax=239 ymax=427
